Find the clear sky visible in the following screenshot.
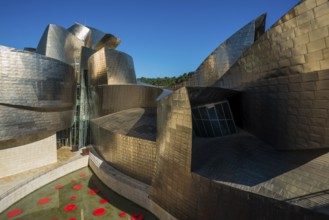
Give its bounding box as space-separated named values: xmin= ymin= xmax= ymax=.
xmin=0 ymin=0 xmax=300 ymax=78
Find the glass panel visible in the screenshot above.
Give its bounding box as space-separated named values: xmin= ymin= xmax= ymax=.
xmin=210 ymin=120 xmax=222 ymax=137
xmin=199 ymin=107 xmax=208 ymax=119
xmin=208 ymin=107 xmax=217 ymax=120
xmin=222 ymin=102 xmax=232 ymax=119
xmin=192 ymin=108 xmax=201 ymax=120
xmin=203 ymin=120 xmax=214 ymax=137
xmin=227 ymin=120 xmax=236 ymax=134
xmin=219 ymin=120 xmax=229 ymax=135
xmin=215 ymin=104 xmax=225 ymax=119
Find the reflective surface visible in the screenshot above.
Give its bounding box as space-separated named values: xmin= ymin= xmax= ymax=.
xmin=0 ymin=46 xmax=75 ymax=146
xmin=176 ymin=14 xmax=266 ymax=87
xmin=0 ymin=167 xmax=157 ymax=220
xmin=214 ymin=0 xmax=329 ymax=150
xmin=89 ymin=48 xmax=137 ymax=86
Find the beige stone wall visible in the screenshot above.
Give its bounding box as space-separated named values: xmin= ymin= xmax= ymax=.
xmin=0 ymin=134 xmax=57 ymax=178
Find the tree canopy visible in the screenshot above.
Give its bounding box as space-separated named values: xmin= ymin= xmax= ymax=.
xmin=138 ymin=71 xmax=194 ymax=88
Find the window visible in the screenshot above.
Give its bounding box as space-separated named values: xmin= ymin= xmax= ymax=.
xmin=192 ymin=101 xmax=237 ymax=137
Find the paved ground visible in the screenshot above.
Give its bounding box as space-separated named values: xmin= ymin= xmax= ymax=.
xmin=192 ymin=130 xmax=329 ymax=214
xmin=0 ymin=146 xmax=81 ymax=196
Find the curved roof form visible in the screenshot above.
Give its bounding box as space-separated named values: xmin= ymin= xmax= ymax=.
xmin=89 ymin=48 xmax=136 ymax=86
xmin=85 ymin=26 xmax=120 ymax=50
xmin=36 ymin=24 xmax=84 ymax=64
xmin=94 ymin=34 xmax=121 ymax=51
xmin=67 ymin=23 xmax=90 ymax=41
xmin=178 ymin=14 xmax=266 ymax=87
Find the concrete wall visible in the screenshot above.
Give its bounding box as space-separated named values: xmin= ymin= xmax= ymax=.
xmin=0 ymin=135 xmax=57 ymax=178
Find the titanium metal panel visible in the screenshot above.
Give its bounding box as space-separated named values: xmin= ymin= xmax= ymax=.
xmin=90 ymin=84 xmax=162 ymax=119
xmin=0 ymin=46 xmax=75 ymax=109
xmin=90 ymin=108 xmax=157 ymax=184
xmin=67 ymin=23 xmax=90 ymax=41
xmin=213 ymin=0 xmax=329 ymax=150
xmin=36 ymin=24 xmax=84 ymax=65
xmin=88 ymin=48 xmax=137 ymax=86
xmin=94 ymin=34 xmax=121 ymax=50
xmin=176 ymin=14 xmax=266 ymax=88
xmin=0 ymin=46 xmax=75 ymax=145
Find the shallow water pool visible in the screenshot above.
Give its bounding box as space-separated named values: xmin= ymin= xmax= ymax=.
xmin=1 ymin=167 xmax=158 ymax=220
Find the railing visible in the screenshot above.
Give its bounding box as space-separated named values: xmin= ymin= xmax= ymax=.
xmin=0 ymin=153 xmax=86 ymax=201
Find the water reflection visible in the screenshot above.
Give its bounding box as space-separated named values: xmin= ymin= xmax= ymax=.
xmin=1 ymin=167 xmax=157 ymax=220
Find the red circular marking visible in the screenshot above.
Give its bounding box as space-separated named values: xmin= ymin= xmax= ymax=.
xmin=38 ymin=197 xmax=51 ymax=204
xmin=89 ymin=189 xmax=100 ymax=195
xmin=55 ymin=185 xmax=63 ymax=189
xmin=69 ymin=218 xmax=77 ymax=220
xmin=7 ymin=209 xmax=22 ymax=217
xmin=131 ymin=213 xmax=145 ymax=220
xmin=93 ymin=208 xmax=106 ymax=216
xmin=100 ymin=199 xmax=108 ymax=204
xmin=119 ymin=212 xmax=126 ymax=217
xmin=73 ymin=184 xmax=83 ymax=190
xmin=79 ymin=173 xmax=87 ymax=177
xmin=64 ymin=204 xmax=77 ymax=212
xmin=71 ymin=195 xmax=77 ymax=200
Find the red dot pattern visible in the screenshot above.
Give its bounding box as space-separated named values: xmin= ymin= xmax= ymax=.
xmin=38 ymin=197 xmax=51 ymax=204
xmin=93 ymin=208 xmax=106 ymax=216
xmin=119 ymin=212 xmax=126 ymax=217
xmin=64 ymin=204 xmax=77 ymax=212
xmin=73 ymin=184 xmax=83 ymax=190
xmin=7 ymin=209 xmax=22 ymax=217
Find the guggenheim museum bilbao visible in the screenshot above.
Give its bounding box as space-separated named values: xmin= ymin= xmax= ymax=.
xmin=1 ymin=0 xmax=329 ymax=219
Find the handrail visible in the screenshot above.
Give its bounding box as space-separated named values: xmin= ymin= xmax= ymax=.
xmin=0 ymin=154 xmax=86 ymax=201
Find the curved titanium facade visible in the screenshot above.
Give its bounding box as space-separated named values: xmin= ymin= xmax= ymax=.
xmin=90 ymin=85 xmax=163 ymax=184
xmin=91 ymin=84 xmax=162 ymax=118
xmin=177 ymin=14 xmax=266 ymax=87
xmin=89 ymin=48 xmax=137 ymax=86
xmin=214 ymin=0 xmax=329 ymax=150
xmin=91 ymin=108 xmax=157 ymax=184
xmin=0 ymin=46 xmax=75 ymax=146
xmin=85 ymin=26 xmax=120 ymax=50
xmin=36 ymin=24 xmax=84 ymax=65
xmin=67 ymin=23 xmax=90 ymax=41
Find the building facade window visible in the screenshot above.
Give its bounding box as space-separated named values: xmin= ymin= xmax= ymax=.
xmin=192 ymin=101 xmax=237 ymax=138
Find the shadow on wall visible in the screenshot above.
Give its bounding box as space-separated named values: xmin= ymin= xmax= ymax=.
xmin=191 ymin=132 xmax=329 ymax=187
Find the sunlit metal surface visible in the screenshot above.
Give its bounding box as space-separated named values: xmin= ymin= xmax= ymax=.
xmin=85 ymin=26 xmax=120 ymax=50
xmin=67 ymin=23 xmax=90 ymax=41
xmin=0 ymin=46 xmax=75 ymax=146
xmin=176 ymin=14 xmax=266 ymax=87
xmin=213 ymin=0 xmax=329 ymax=150
xmin=36 ymin=24 xmax=84 ymax=64
xmin=91 ymin=108 xmax=157 ymax=184
xmin=88 ymin=48 xmax=137 ymax=86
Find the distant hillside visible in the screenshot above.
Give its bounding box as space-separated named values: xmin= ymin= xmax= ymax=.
xmin=137 ymin=71 xmax=194 ymax=88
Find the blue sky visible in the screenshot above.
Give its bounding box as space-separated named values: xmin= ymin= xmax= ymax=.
xmin=0 ymin=0 xmax=300 ymax=78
